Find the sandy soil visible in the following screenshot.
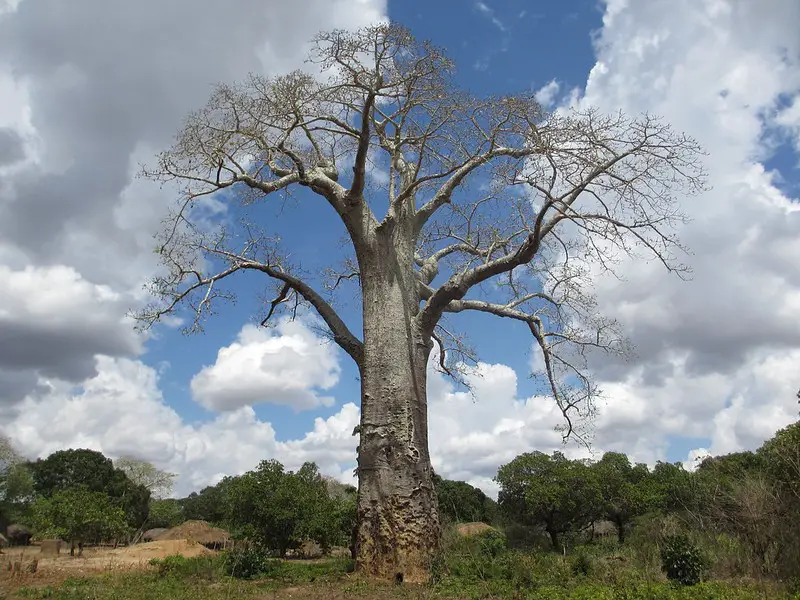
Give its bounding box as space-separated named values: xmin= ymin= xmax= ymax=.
xmin=0 ymin=539 xmax=216 ymax=592
xmin=2 ymin=539 xmax=212 ymax=569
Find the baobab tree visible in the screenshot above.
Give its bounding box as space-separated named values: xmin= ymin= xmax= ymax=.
xmin=136 ymin=24 xmax=706 ymax=580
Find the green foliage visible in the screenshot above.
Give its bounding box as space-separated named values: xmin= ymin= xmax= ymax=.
xmin=108 ymin=470 xmax=151 ymax=531
xmin=592 ymin=452 xmax=654 ymax=543
xmin=496 ymin=451 xmax=602 ymax=549
xmin=660 ymin=534 xmax=709 ymax=586
xmin=29 ymin=449 xmax=116 ymax=497
xmin=1 ymin=462 xmax=34 ymax=529
xmin=434 ymin=475 xmax=498 ymax=524
xmin=147 ymin=498 xmax=185 ymax=528
xmin=10 ymin=552 xmax=785 ymax=600
xmin=1 ymin=436 xmax=34 ymax=531
xmin=148 ymin=554 xmax=220 ymax=579
xmin=28 ymin=487 xmax=128 ymax=551
xmin=476 ymin=528 xmax=507 ymax=557
xmin=224 ymin=460 xmax=340 ymax=556
xmin=220 ymin=548 xmax=354 ymax=582
xmin=179 ymin=482 xmax=229 ymax=524
xmin=221 ymin=546 xmax=271 ymax=579
xmin=432 ymin=528 xmax=521 ymax=586
xmin=571 ymin=549 xmax=592 ymax=577
xmin=503 ymin=523 xmax=549 ymax=550
xmin=759 ymin=421 xmax=800 ymax=496
xmin=28 ymin=448 xmax=151 ymax=531
xmin=648 ymin=461 xmax=694 ymax=514
xmin=331 ymin=488 xmax=357 ymax=550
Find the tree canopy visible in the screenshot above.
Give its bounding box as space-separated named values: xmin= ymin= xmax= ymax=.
xmin=224 ymin=460 xmax=342 ymax=557
xmin=435 ymin=476 xmax=498 ymax=525
xmin=496 ymin=451 xmax=602 ymax=550
xmin=28 ymin=448 xmax=150 ymax=533
xmin=29 ymin=487 xmax=127 ymax=555
xmin=0 ymin=436 xmax=33 ymax=530
xmin=593 ymin=452 xmax=652 ymax=543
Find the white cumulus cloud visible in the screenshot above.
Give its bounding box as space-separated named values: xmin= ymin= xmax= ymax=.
xmin=190 ymin=319 xmax=341 ymax=412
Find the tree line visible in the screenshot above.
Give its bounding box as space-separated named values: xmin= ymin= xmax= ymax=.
xmin=2 ymin=418 xmax=799 ymax=580
xmin=494 ymin=421 xmax=800 ymax=581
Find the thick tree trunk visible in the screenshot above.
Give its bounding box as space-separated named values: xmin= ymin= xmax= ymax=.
xmin=547 ymin=527 xmax=560 ymax=551
xmin=354 ymin=223 xmax=440 ymax=583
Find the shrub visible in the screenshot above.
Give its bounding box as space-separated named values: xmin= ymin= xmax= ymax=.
xmin=432 ymin=527 xmax=511 ymax=584
xmin=148 ymin=554 xmax=220 ymax=579
xmin=571 ymin=550 xmax=592 ymax=577
xmin=660 ymin=534 xmax=708 ymax=586
xmin=477 ymin=529 xmax=507 ymax=557
xmin=221 ymin=547 xmax=271 ymax=579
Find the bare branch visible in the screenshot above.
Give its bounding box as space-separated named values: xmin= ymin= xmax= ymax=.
xmin=349 ymin=83 xmax=381 ymax=202
xmin=414 ymin=146 xmax=536 ymax=233
xmin=442 ymin=297 xmax=602 ymax=442
xmin=139 ymin=22 xmax=707 ymax=452
xmin=137 ymin=243 xmax=363 ymax=365
xmin=262 ymin=282 xmax=292 ymax=326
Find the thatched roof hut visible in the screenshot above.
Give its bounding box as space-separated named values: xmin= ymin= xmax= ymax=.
xmin=159 ymin=520 xmax=231 ymax=550
xmin=143 ymin=528 xmax=169 ymax=542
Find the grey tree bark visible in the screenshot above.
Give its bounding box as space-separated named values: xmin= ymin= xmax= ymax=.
xmin=135 ymin=23 xmax=706 ymax=580
xmin=355 ymin=219 xmax=439 ymax=581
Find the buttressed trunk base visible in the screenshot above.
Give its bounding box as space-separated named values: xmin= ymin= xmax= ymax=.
xmin=355 ymin=254 xmax=440 ymax=583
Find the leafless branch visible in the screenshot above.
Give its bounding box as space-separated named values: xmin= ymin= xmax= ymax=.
xmin=136 ymin=22 xmax=707 ymax=446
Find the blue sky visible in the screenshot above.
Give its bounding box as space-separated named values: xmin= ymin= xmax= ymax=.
xmin=0 ymin=0 xmax=799 ymax=496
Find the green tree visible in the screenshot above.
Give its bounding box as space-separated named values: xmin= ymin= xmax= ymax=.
xmin=434 ymin=476 xmax=498 ymax=524
xmin=0 ymin=437 xmax=34 ymax=531
xmin=147 ymin=498 xmax=185 ymax=529
xmin=29 ymin=487 xmax=127 ymax=555
xmin=758 ymin=421 xmax=800 ymax=579
xmin=113 ymin=456 xmax=177 ymax=499
xmin=135 ymin=22 xmax=704 ymax=579
xmin=181 ymin=482 xmax=229 ymax=524
xmin=29 ymin=449 xmax=150 ymax=532
xmin=648 ymin=461 xmax=694 ymax=515
xmin=29 ymin=449 xmax=116 ymax=497
xmin=225 ymin=460 xmax=338 ymax=557
xmin=593 ymin=452 xmax=652 ymax=543
xmin=323 ymin=477 xmax=359 ymax=551
xmin=496 ymin=451 xmax=601 ymax=550
xmin=108 ymin=470 xmax=151 ymax=532
xmin=759 ymin=421 xmax=800 ymax=500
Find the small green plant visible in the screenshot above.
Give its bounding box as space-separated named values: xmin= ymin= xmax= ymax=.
xmin=571 ymin=550 xmax=592 ymax=577
xmin=148 ymin=554 xmax=220 ymax=579
xmin=660 ymin=534 xmax=708 ymax=586
xmin=477 ymin=529 xmax=508 ymax=557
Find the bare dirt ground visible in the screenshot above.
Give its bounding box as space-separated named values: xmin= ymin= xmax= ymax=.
xmin=0 ymin=540 xmax=214 ymax=594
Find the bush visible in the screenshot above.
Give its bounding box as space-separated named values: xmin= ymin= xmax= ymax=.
xmin=477 ymin=529 xmax=507 ymax=557
xmin=148 ymin=554 xmax=220 ymax=579
xmin=571 ymin=550 xmax=592 ymax=577
xmin=221 ymin=546 xmax=271 ymax=579
xmin=660 ymin=534 xmax=708 ymax=586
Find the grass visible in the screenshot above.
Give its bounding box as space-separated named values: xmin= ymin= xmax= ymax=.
xmin=3 ymin=541 xmax=795 ymax=600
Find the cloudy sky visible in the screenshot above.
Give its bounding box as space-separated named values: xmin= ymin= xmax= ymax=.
xmin=1 ymin=0 xmax=798 ymax=497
